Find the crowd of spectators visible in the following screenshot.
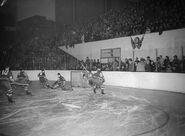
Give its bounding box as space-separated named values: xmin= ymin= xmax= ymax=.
xmin=76 ymin=55 xmax=185 ymax=73
xmin=59 ymin=0 xmax=185 ymax=48
xmin=0 ymin=15 xmax=79 ymax=70
xmin=1 ymin=0 xmax=185 ymax=73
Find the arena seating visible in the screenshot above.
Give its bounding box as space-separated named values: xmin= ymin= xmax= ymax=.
xmin=1 ymin=0 xmax=185 ymax=72
xmin=59 ymin=0 xmax=185 ymax=46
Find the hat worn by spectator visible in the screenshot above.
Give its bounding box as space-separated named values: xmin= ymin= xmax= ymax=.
xmin=140 ymin=58 xmax=145 ymax=61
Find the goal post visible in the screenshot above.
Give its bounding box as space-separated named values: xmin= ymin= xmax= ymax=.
xmin=70 ymin=70 xmax=90 ymax=88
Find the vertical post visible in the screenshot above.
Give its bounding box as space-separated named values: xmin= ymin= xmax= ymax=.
xmin=119 ymin=48 xmax=121 ymax=70
xmin=182 ymin=46 xmax=184 ymax=72
xmin=32 ymin=55 xmax=34 ymax=70
xmin=104 ymin=0 xmax=107 ymax=12
xmin=181 ymin=46 xmax=183 ymax=59
xmin=155 ymin=48 xmax=158 ymax=72
xmin=132 ymin=49 xmax=135 ymax=61
xmin=119 ymin=57 xmax=121 ymax=70
xmin=65 ymin=55 xmax=67 ymax=70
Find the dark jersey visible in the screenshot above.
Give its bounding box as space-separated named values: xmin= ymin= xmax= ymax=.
xmin=17 ymin=72 xmax=27 ymax=78
xmin=58 ymin=75 xmax=65 ymax=81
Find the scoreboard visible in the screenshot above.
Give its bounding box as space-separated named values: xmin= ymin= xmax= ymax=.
xmin=100 ymin=48 xmax=121 ymax=58
xmin=100 ymin=48 xmax=121 ymax=64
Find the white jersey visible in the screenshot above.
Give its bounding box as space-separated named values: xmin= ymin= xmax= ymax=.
xmin=1 ymin=70 xmax=9 ymax=76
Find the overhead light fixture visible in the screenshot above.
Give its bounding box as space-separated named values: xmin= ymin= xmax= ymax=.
xmin=1 ymin=0 xmax=8 ymax=7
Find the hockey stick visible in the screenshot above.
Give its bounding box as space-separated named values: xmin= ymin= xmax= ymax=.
xmin=81 ymin=63 xmax=89 ymax=73
xmin=11 ymin=82 xmax=29 ymax=86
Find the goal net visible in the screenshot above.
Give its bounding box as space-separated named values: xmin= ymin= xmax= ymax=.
xmin=71 ymin=70 xmax=90 ymax=88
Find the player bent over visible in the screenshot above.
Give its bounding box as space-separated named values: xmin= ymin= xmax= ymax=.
xmin=15 ymin=69 xmax=31 ymax=95
xmin=81 ymin=63 xmax=105 ymax=94
xmin=38 ymin=69 xmax=50 ymax=88
xmin=92 ymin=68 xmax=105 ymax=94
xmin=0 ymin=66 xmax=14 ymax=103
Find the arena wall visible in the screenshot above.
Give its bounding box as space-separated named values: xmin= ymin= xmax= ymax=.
xmin=12 ymin=70 xmax=185 ymax=94
xmin=60 ymin=28 xmax=185 ymax=61
xmin=12 ymin=70 xmax=71 ymax=82
xmin=103 ymin=72 xmax=185 ymax=94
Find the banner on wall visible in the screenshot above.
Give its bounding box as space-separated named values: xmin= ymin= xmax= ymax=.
xmin=131 ymin=34 xmax=145 ymax=49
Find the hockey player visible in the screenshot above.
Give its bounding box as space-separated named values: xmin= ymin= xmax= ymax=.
xmin=16 ymin=69 xmax=29 ymax=83
xmin=15 ymin=69 xmax=31 ymax=95
xmin=92 ymin=68 xmax=105 ymax=94
xmin=1 ymin=66 xmax=14 ymax=81
xmin=38 ymin=69 xmax=49 ymax=88
xmin=51 ymin=73 xmax=66 ymax=89
xmin=0 ymin=66 xmax=14 ymax=103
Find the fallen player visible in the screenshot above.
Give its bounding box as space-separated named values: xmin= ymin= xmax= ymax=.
xmin=50 ymin=73 xmax=73 ymax=91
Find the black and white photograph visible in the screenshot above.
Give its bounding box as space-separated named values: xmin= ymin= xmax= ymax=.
xmin=0 ymin=0 xmax=185 ymax=135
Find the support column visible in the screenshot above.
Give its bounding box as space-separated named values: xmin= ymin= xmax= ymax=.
xmin=104 ymin=0 xmax=111 ymax=12
xmin=155 ymin=48 xmax=158 ymax=72
xmin=104 ymin=0 xmax=107 ymax=12
xmin=182 ymin=46 xmax=184 ymax=72
xmin=72 ymin=0 xmax=76 ymax=23
xmin=132 ymin=49 xmax=135 ymax=62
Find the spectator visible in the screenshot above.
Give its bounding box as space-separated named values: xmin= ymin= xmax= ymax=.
xmin=58 ymin=0 xmax=185 ymax=46
xmin=96 ymin=59 xmax=101 ymax=69
xmin=92 ymin=59 xmax=97 ymax=70
xmin=85 ymin=57 xmax=90 ymax=70
xmin=136 ymin=58 xmax=146 ymax=72
xmin=124 ymin=58 xmax=129 ymax=71
xmin=159 ymin=55 xmax=165 ymax=71
xmin=112 ymin=58 xmax=119 ymax=71
xmin=172 ymin=55 xmax=181 ymax=72
xmin=164 ymin=56 xmax=171 ymax=72
xmin=128 ymin=58 xmax=135 ymax=72
xmin=3 ymin=0 xmax=185 ymax=72
xmin=150 ymin=60 xmax=156 ymax=72
xmin=145 ymin=56 xmax=152 ymax=72
xmin=134 ymin=57 xmax=139 ymax=71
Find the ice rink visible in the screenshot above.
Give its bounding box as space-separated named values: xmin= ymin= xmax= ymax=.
xmin=0 ymin=81 xmax=185 ymax=136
